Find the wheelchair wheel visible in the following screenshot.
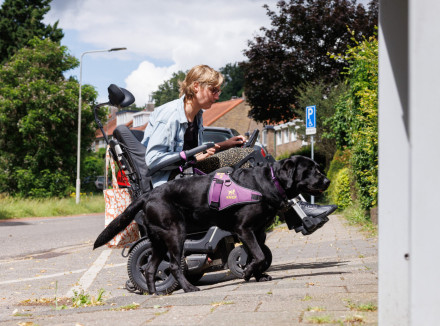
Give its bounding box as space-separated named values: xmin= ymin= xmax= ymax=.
xmin=227 ymin=244 xmax=272 ymax=279
xmin=127 ymin=239 xmax=183 ymax=295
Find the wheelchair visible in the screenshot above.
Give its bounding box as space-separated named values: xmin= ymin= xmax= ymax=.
xmin=94 ymin=84 xmax=280 ymax=294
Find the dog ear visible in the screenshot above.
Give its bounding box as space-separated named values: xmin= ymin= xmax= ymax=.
xmin=280 ymin=158 xmax=297 ymax=189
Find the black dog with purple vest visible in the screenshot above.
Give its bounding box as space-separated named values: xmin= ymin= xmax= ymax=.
xmin=94 ymin=155 xmax=332 ymax=295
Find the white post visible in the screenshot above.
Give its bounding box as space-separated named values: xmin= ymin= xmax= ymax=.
xmin=379 ymin=0 xmax=440 ymax=324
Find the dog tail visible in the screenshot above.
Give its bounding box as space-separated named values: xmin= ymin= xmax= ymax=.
xmin=93 ymin=193 xmax=147 ymax=249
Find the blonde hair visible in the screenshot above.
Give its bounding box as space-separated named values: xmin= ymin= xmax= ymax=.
xmin=179 ymin=65 xmax=224 ymax=99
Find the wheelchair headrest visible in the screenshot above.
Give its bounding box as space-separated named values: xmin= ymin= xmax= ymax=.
xmin=108 ymin=84 xmax=135 ymax=108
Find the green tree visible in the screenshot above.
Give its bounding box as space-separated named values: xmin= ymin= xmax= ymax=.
xmin=241 ymin=0 xmax=378 ymax=123
xmin=151 ymin=71 xmax=186 ymax=106
xmin=0 ymin=38 xmax=99 ymax=197
xmin=0 ymin=0 xmax=63 ymax=63
xmin=218 ymin=62 xmax=244 ymax=102
xmin=327 ymin=31 xmax=378 ymax=209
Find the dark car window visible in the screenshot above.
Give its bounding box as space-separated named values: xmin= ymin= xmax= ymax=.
xmin=202 ymin=130 xmax=232 ymax=143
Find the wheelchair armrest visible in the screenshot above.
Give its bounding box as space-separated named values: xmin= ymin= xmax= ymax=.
xmin=146 ymin=142 xmax=215 ymax=177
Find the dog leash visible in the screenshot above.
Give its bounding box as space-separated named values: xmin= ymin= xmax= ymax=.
xmin=270 ymin=165 xmax=287 ymax=201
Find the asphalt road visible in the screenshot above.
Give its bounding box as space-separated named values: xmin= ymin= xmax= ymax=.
xmin=0 ymin=214 xmax=104 ymax=260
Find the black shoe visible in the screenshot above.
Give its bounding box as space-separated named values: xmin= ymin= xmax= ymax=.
xmin=297 ymin=201 xmax=337 ymax=220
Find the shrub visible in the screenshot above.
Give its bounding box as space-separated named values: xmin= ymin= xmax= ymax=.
xmin=326 ymin=31 xmax=378 ymax=210
xmin=326 ymin=148 xmax=351 ymax=181
xmin=328 ymin=168 xmax=353 ymax=210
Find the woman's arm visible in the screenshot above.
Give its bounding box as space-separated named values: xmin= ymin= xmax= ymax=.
xmin=145 ymin=120 xmax=181 ymax=167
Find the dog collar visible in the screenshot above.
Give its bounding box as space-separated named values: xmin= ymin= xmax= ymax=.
xmin=270 ymin=165 xmax=287 ymax=200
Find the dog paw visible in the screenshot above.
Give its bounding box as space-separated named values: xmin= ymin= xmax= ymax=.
xmin=243 ymin=270 xmax=252 ymax=282
xmin=256 ymin=273 xmax=272 ymax=282
xmin=183 ymin=286 xmax=200 ymax=293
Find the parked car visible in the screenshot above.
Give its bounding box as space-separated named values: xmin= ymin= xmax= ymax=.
xmin=202 ymin=126 xmax=269 ymax=158
xmin=94 ymin=175 xmax=111 ymax=190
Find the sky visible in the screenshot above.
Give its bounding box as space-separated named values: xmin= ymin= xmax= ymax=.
xmin=0 ymin=0 xmax=371 ymax=106
xmin=40 ymin=0 xmax=280 ymax=106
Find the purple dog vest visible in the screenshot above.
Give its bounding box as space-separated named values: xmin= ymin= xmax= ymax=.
xmin=208 ymin=172 xmax=262 ymax=210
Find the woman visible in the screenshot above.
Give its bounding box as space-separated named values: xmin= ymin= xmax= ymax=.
xmin=141 ymin=64 xmax=245 ymax=187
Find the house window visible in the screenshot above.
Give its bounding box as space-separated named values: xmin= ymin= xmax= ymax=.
xmin=290 ymin=128 xmax=297 ymax=142
xmin=283 ymin=128 xmax=289 ymax=143
xmin=133 ymin=112 xmax=150 ymax=128
xmin=276 ymin=131 xmax=282 ymax=145
xmin=262 ymin=129 xmax=267 ymax=146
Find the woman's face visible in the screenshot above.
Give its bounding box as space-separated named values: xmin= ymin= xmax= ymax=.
xmin=194 ymin=83 xmax=221 ymax=110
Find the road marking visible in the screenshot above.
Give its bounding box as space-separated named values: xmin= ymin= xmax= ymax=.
xmin=66 ymin=249 xmax=112 ymax=297
xmin=0 ymin=268 xmax=87 ymax=285
xmin=0 ymin=262 xmax=126 ymax=286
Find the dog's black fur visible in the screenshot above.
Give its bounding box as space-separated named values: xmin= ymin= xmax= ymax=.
xmin=94 ymin=155 xmax=330 ymax=294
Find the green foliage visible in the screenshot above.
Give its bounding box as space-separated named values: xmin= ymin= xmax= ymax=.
xmin=82 ymin=150 xmax=106 ymax=192
xmin=324 ymin=148 xmax=354 ymax=208
xmin=151 ymin=70 xmax=186 ymax=106
xmin=328 ymin=168 xmax=352 ymax=210
xmin=0 ymin=0 xmax=63 ymax=63
xmin=241 ymin=0 xmax=378 ymax=123
xmin=71 ymin=289 xmax=105 ymax=307
xmin=326 ymin=148 xmax=351 ymax=182
xmin=0 ymin=38 xmax=100 ymax=197
xmin=326 ymin=31 xmax=378 ymax=210
xmin=296 ymin=80 xmax=348 ymax=167
xmin=218 ymin=62 xmax=244 ymax=101
xmin=342 ymin=200 xmax=377 ymax=236
xmin=14 ymin=169 xmax=72 ymax=198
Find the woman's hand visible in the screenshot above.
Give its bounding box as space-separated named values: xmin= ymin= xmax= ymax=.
xmin=195 ymin=144 xmax=220 ymax=161
xmin=216 ymin=135 xmax=246 ymax=151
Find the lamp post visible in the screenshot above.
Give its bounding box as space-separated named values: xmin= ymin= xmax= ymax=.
xmin=76 ymin=47 xmax=127 ymax=204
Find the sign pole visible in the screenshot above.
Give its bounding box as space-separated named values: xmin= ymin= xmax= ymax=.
xmin=305 ymin=105 xmax=317 ymax=204
xmin=310 ymin=135 xmax=314 ymax=204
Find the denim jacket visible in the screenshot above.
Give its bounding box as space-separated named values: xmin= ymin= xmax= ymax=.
xmin=141 ymin=96 xmax=204 ymax=187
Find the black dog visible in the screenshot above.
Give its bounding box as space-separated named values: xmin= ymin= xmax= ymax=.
xmin=94 ymin=155 xmax=331 ymax=294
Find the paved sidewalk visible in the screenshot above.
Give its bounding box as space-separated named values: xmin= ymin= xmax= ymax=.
xmin=1 ymin=215 xmax=377 ymax=325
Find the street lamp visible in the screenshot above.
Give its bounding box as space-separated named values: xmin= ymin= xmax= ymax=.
xmin=76 ymin=47 xmax=127 ymax=204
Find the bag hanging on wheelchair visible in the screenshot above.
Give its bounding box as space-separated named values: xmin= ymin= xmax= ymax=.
xmin=103 ymin=146 xmax=140 ymax=248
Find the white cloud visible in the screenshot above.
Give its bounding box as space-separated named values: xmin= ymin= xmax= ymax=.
xmin=45 ymin=0 xmax=278 ymax=105
xmin=125 ymin=61 xmax=178 ymax=105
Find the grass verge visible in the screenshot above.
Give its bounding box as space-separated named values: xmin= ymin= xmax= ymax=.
xmin=340 ymin=202 xmax=377 ymax=237
xmin=0 ymin=193 xmax=104 ymax=220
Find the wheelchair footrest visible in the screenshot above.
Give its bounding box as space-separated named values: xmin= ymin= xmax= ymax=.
xmin=293 ymin=215 xmax=330 ymax=235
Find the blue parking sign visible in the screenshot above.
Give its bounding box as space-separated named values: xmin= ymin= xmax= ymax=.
xmin=306 ymin=105 xmax=316 ymax=135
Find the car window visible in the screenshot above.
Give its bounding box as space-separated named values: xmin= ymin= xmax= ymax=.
xmin=202 ymin=131 xmax=231 ymax=144
xmin=230 ymin=129 xmax=240 ymax=137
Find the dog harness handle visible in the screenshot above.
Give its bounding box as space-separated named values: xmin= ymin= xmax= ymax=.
xmin=208 ymin=172 xmax=262 ymax=210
